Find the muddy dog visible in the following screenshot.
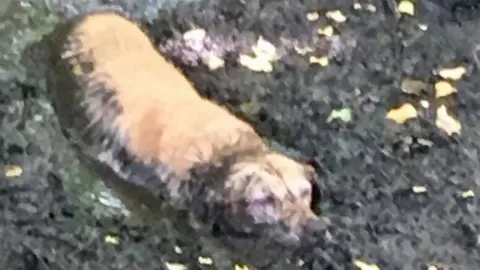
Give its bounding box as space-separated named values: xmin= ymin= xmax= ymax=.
xmin=41 ymin=11 xmax=324 ymax=268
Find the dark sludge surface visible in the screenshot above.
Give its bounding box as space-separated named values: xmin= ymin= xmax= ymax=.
xmin=6 ymin=0 xmax=480 ymax=269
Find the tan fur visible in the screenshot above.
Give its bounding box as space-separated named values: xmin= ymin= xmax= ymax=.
xmin=66 ymin=13 xmax=259 ymax=173
xmin=61 ymin=13 xmax=319 ymax=232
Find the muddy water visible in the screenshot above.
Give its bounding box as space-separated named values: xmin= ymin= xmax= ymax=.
xmin=0 ymin=0 xmax=186 ymax=221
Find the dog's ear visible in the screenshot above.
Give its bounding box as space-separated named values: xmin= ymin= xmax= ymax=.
xmin=301 ymin=159 xmax=322 ymax=210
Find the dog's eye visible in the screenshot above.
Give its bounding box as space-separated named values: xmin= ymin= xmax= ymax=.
xmin=300 ymin=187 xmax=311 ymax=198
xmin=249 ymin=194 xmax=275 ymax=207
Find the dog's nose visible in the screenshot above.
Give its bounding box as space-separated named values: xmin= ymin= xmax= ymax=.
xmin=303 ymin=217 xmax=327 ymax=236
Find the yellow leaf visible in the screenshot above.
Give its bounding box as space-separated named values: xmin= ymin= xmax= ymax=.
xmin=204 ymin=55 xmax=225 ymax=70
xmin=386 ymin=103 xmax=418 ymax=124
xmin=5 ymin=165 xmax=22 ymax=178
xmin=461 ymin=190 xmax=475 ymax=198
xmin=294 ymin=45 xmax=314 ymax=55
xmin=165 ymin=262 xmax=187 ymax=270
xmin=435 ymin=105 xmax=461 ymax=135
xmin=238 ymin=54 xmax=273 ymax=72
xmin=317 ymin=25 xmax=334 ymax=37
xmin=252 ymin=36 xmax=277 ymax=62
xmin=435 ymin=80 xmax=457 ymax=98
xmin=309 ymin=56 xmax=329 ymax=66
xmin=198 ymin=256 xmax=213 ymax=265
xmin=364 ymin=4 xmax=377 ymax=12
xmin=354 ymin=260 xmax=380 ymax=270
xmin=104 ymin=234 xmax=119 ymax=245
xmin=327 ymin=108 xmax=352 ymax=123
xmin=326 ymin=10 xmax=347 ymax=23
xmin=235 ymin=265 xmax=250 ymax=270
xmin=398 ymin=0 xmax=415 ymax=16
xmin=412 ymin=185 xmax=427 ymax=193
xmin=353 ymin=3 xmax=377 ymax=12
xmin=437 ymin=66 xmax=466 ymax=80
xmin=306 ymin=12 xmax=319 ymax=21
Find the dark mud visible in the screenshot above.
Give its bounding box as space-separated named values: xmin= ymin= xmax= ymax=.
xmin=3 ymin=0 xmax=480 ymax=269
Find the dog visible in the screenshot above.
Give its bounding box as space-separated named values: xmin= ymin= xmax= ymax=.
xmin=42 ymin=11 xmax=324 ymax=267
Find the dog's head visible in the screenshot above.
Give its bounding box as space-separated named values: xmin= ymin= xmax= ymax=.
xmin=213 ymin=150 xmax=323 ymax=244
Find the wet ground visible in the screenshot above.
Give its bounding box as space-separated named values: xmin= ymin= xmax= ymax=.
xmin=2 ymin=0 xmax=480 ymax=269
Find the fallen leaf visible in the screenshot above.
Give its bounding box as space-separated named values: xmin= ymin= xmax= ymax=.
xmin=461 ymin=190 xmax=475 ymax=198
xmin=317 ymin=25 xmax=334 ymax=37
xmin=238 ymin=54 xmax=273 ymax=72
xmin=5 ymin=165 xmax=22 ymax=178
xmin=400 ymin=78 xmax=427 ymax=95
xmin=435 ymin=105 xmax=461 ymax=135
xmin=353 ymin=3 xmax=362 ymax=10
xmin=204 ymin=55 xmax=225 ymax=70
xmin=104 ymin=234 xmax=119 ymax=245
xmin=364 ymin=4 xmax=377 ymax=12
xmin=436 ymin=66 xmax=466 ymax=80
xmin=309 ymin=56 xmax=329 ymax=66
xmin=418 ymin=24 xmax=428 ymax=31
xmin=165 ymin=262 xmax=187 ymax=270
xmin=198 ymin=256 xmax=213 ymax=265
xmin=353 ymin=3 xmax=377 ymax=12
xmin=294 ymin=45 xmax=314 ymax=55
xmin=326 ymin=10 xmax=347 ymax=23
xmin=386 ymin=103 xmax=418 ymax=124
xmin=398 ymin=0 xmax=415 ymax=16
xmin=235 ymin=265 xmax=250 ymax=270
xmin=252 ymin=36 xmax=277 ymax=62
xmin=327 ymin=108 xmax=352 ymax=123
xmin=412 ymin=185 xmax=427 ymax=193
xmin=306 ymin=12 xmax=319 ymax=21
xmin=435 ymin=80 xmax=457 ymax=98
xmin=354 ymin=260 xmax=380 ymax=270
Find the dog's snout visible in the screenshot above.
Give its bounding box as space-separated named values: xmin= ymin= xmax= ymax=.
xmin=303 ymin=217 xmax=326 ymax=236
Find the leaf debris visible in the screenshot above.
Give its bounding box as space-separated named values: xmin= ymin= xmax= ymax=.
xmin=434 ymin=80 xmax=457 ymax=98
xmin=354 ymin=260 xmax=380 ymax=270
xmin=165 ymin=262 xmax=187 ymax=270
xmin=386 ymin=103 xmax=418 ymax=124
xmin=436 ymin=66 xmax=466 ymax=80
xmin=239 ymin=36 xmax=277 ymax=72
xmin=306 ymin=12 xmax=319 ymax=21
xmin=317 ymin=25 xmax=334 ymax=37
xmin=400 ymin=78 xmax=427 ymax=96
xmin=412 ymin=185 xmax=427 ymax=193
xmin=104 ymin=234 xmax=119 ymax=245
xmin=461 ymin=190 xmax=475 ymax=198
xmin=326 ymin=10 xmax=347 ymax=23
xmin=327 ymin=108 xmax=352 ymax=123
xmin=5 ymin=165 xmax=22 ymax=178
xmin=198 ymin=256 xmax=213 ymax=265
xmin=435 ymin=105 xmax=461 ymax=136
xmin=309 ymin=56 xmax=329 ymax=66
xmin=397 ymin=0 xmax=415 ymax=16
